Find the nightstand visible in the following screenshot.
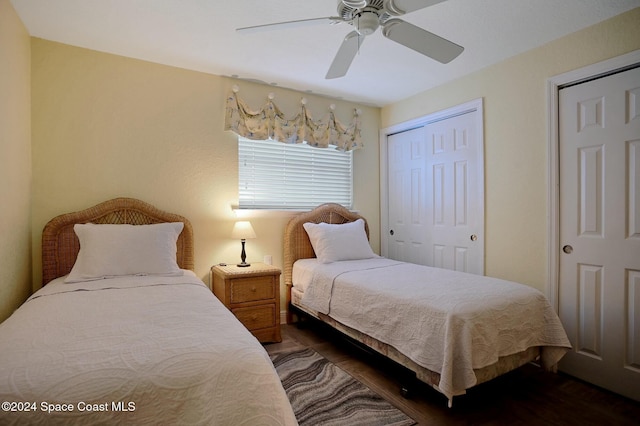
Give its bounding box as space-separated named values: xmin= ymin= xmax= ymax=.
xmin=211 ymin=262 xmax=282 ymax=343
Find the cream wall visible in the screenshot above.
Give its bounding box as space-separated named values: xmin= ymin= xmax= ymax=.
xmin=381 ymin=8 xmax=640 ymax=292
xmin=0 ymin=0 xmax=32 ymax=322
xmin=30 ymin=39 xmax=381 ymax=311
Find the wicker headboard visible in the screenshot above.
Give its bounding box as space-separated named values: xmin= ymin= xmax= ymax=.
xmin=283 ymin=203 xmax=369 ymax=296
xmin=41 ymin=197 xmax=194 ymax=285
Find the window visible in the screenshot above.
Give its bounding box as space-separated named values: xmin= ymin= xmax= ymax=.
xmin=238 ymin=137 xmax=353 ymax=210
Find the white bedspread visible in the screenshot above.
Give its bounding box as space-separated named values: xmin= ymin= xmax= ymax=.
xmin=299 ymin=258 xmax=571 ymax=399
xmin=0 ymin=272 xmax=297 ymax=426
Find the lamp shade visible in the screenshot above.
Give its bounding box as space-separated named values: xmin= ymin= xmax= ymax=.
xmin=231 ymin=221 xmax=256 ymax=240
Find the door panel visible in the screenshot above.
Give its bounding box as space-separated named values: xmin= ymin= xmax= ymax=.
xmin=558 ymin=66 xmax=640 ymax=401
xmin=387 ymin=127 xmax=428 ymax=265
xmin=425 ymin=112 xmax=482 ymax=273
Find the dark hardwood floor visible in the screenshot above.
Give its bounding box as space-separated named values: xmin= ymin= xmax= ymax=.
xmin=265 ymin=321 xmax=640 ymax=426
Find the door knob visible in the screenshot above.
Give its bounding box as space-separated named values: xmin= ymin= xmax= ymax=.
xmin=389 ymin=229 xmax=394 ymax=236
xmin=470 ymin=234 xmax=478 ymax=241
xmin=562 ymin=245 xmax=573 ymax=254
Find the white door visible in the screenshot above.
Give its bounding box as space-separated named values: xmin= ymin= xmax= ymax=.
xmin=387 ymin=127 xmax=429 ymax=265
xmin=425 ymin=112 xmax=483 ymax=273
xmin=558 ymin=65 xmax=640 ymax=401
xmin=386 ymin=107 xmax=484 ymax=274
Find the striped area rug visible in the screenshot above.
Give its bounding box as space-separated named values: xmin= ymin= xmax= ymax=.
xmin=270 ymin=348 xmax=416 ymax=426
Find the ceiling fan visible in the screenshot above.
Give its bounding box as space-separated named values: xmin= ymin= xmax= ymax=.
xmin=237 ymin=0 xmax=464 ymax=79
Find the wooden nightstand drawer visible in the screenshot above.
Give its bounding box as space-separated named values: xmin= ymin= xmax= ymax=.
xmin=233 ymin=304 xmax=276 ymax=330
xmin=211 ymin=262 xmax=282 ymax=343
xmin=230 ymin=276 xmax=275 ymax=303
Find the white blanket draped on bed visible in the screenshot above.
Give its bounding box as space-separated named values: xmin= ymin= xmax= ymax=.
xmin=0 ymin=272 xmax=297 ymax=426
xmin=299 ymin=258 xmax=571 ymax=400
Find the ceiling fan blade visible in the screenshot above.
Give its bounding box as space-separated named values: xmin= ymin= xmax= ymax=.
xmin=382 ymin=18 xmax=463 ymax=63
xmin=237 ymin=17 xmax=343 ymax=34
xmin=325 ymin=31 xmax=364 ymax=79
xmin=384 ymin=0 xmax=447 ymax=16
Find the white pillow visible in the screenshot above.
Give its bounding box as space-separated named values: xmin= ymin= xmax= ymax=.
xmin=65 ymin=222 xmax=184 ymax=283
xmin=302 ymin=219 xmax=376 ymax=264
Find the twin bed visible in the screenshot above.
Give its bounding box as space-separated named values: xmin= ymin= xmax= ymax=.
xmin=284 ymin=203 xmax=571 ymax=405
xmin=0 ymin=198 xmax=297 ymax=425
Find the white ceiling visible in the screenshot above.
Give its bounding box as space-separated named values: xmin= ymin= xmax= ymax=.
xmin=10 ymin=0 xmax=640 ymax=107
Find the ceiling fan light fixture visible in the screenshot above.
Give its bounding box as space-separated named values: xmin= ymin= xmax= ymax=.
xmin=355 ymin=10 xmax=380 ymax=35
xmin=342 ymin=0 xmax=368 ymax=9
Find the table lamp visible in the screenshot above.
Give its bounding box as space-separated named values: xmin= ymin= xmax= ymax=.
xmin=231 ymin=221 xmax=256 ymax=267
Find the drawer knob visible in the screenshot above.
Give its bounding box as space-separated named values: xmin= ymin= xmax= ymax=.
xmin=251 ymin=286 xmax=257 ymax=292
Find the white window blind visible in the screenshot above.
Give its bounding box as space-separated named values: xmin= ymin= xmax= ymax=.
xmin=238 ymin=138 xmax=353 ymax=210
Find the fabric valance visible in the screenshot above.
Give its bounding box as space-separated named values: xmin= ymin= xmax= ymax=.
xmin=224 ymin=90 xmax=363 ymax=151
